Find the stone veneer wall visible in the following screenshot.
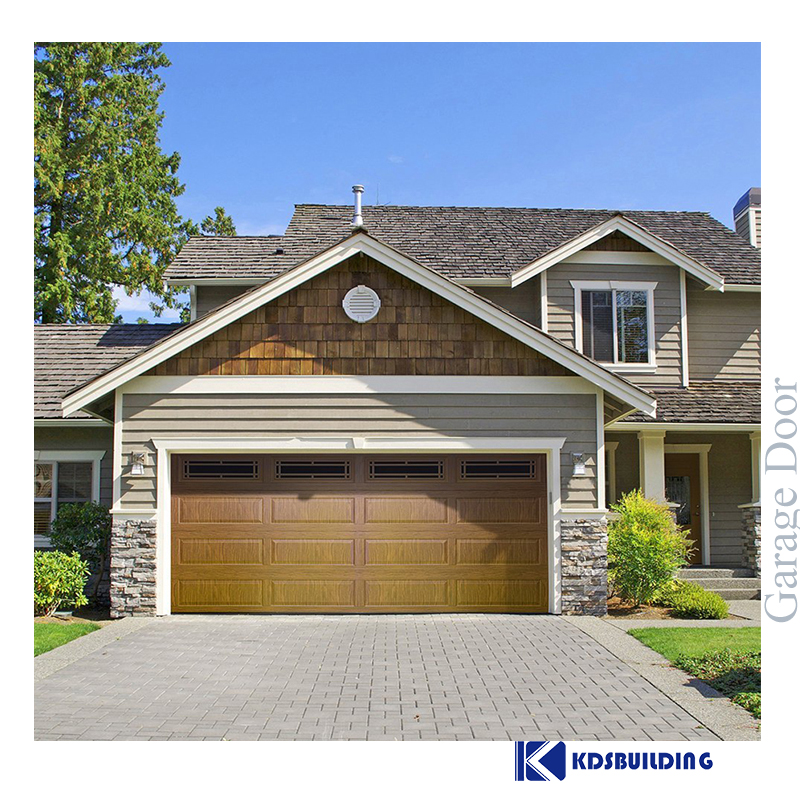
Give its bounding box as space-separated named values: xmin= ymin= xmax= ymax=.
xmin=110 ymin=518 xmax=157 ymax=617
xmin=741 ymin=505 xmax=761 ymax=577
xmin=561 ymin=517 xmax=608 ymax=615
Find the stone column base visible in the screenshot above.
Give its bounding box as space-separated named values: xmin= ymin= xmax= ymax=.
xmin=561 ymin=516 xmax=608 ymax=616
xmin=110 ymin=516 xmax=157 ymax=618
xmin=741 ymin=504 xmax=761 ymax=577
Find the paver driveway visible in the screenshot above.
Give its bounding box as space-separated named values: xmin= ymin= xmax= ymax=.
xmin=35 ymin=614 xmax=717 ymax=741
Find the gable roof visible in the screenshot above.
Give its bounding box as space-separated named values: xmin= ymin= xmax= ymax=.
xmin=63 ymin=231 xmax=656 ymax=419
xmin=35 ymin=324 xmax=180 ymax=418
xmin=164 ymin=204 xmax=761 ymax=285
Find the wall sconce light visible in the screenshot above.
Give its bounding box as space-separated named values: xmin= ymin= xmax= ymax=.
xmin=571 ymin=452 xmax=586 ymax=477
xmin=129 ymin=452 xmax=146 ymax=476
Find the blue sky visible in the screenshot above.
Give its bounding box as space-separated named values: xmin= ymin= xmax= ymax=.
xmin=118 ymin=42 xmax=760 ymax=321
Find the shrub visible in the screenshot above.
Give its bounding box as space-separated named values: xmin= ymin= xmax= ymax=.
xmin=657 ymin=580 xmax=729 ymax=619
xmin=49 ymin=501 xmax=111 ymax=570
xmin=607 ymin=490 xmax=691 ymax=606
xmin=34 ymin=551 xmax=89 ymax=616
xmin=49 ymin=502 xmax=111 ymax=600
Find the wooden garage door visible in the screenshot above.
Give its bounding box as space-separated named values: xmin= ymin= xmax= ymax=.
xmin=171 ymin=454 xmax=548 ymax=613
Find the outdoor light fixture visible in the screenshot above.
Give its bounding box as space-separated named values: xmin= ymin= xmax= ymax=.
xmin=571 ymin=452 xmax=586 ymax=477
xmin=130 ymin=452 xmax=146 ymax=476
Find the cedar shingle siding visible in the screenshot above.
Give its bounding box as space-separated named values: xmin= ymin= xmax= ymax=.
xmin=150 ymin=255 xmax=570 ymax=378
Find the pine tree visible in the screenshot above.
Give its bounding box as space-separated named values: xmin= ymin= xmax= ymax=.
xmin=35 ymin=42 xmax=196 ymax=323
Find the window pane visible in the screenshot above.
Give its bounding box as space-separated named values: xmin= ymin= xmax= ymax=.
xmin=34 ymin=503 xmax=51 ymax=538
xmin=57 ymin=462 xmax=93 ymax=501
xmin=275 ymin=460 xmax=351 ymax=479
xmin=34 ymin=463 xmax=53 ymax=499
xmin=581 ymin=291 xmax=613 ymax=361
xmin=615 ymin=290 xmax=649 ymax=363
xmin=183 ymin=460 xmax=259 ymax=480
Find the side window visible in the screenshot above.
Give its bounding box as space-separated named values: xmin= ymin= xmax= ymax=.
xmin=34 ymin=460 xmax=94 ymax=544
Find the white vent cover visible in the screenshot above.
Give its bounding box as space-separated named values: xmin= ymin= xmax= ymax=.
xmin=342 ymin=285 xmax=381 ymax=323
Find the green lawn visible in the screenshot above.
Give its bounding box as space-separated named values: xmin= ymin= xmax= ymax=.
xmin=628 ymin=627 xmax=760 ymax=661
xmin=34 ymin=621 xmax=100 ymax=656
xmin=629 ymin=627 xmax=761 ymax=718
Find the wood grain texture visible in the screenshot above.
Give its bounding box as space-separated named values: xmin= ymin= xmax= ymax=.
xmin=170 ymin=453 xmax=548 ymax=613
xmin=150 ymin=254 xmax=569 ymax=377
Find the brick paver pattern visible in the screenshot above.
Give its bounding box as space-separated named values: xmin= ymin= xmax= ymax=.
xmin=35 ymin=614 xmax=718 ymax=741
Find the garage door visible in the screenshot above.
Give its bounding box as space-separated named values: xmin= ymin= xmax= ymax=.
xmin=170 ymin=454 xmax=548 ymax=613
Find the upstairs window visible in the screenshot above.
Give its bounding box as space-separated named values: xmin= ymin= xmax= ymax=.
xmin=573 ymin=281 xmax=656 ymax=368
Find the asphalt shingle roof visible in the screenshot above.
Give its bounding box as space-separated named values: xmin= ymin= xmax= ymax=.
xmin=164 ymin=204 xmax=761 ymax=285
xmin=34 ymin=324 xmax=180 ymax=418
xmin=624 ymin=381 xmax=760 ymax=425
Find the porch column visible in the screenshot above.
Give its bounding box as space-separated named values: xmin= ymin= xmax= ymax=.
xmin=749 ymin=431 xmax=761 ymax=503
xmin=638 ymin=430 xmax=666 ymax=501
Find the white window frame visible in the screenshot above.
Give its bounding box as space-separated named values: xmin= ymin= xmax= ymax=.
xmin=571 ymin=280 xmax=657 ymax=373
xmin=33 ymin=450 xmax=105 ymax=547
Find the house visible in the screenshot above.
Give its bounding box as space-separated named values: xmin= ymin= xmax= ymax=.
xmin=33 ymin=186 xmax=761 ymax=617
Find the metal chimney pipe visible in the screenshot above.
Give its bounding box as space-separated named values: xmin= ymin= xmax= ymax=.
xmin=352 ymin=185 xmax=364 ymax=227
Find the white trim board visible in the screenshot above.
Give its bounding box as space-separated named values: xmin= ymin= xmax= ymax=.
xmin=510 ymin=215 xmax=725 ymax=291
xmin=664 ymin=444 xmax=711 ymax=566
xmin=607 ymin=422 xmax=760 ymax=433
xmin=34 ymin=419 xmax=111 ymax=427
xmin=123 ymin=375 xmax=599 ymax=395
xmin=148 ymin=434 xmax=567 ymax=616
xmin=62 ymin=231 xmax=656 ymax=419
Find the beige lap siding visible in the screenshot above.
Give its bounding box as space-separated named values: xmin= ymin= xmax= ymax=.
xmin=545 ymin=260 xmax=683 ymax=387
xmin=686 ymin=282 xmax=760 ymax=380
xmin=118 ymin=392 xmax=598 ymax=510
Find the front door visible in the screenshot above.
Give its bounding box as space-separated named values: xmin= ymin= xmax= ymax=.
xmin=665 ymin=453 xmax=703 ymax=565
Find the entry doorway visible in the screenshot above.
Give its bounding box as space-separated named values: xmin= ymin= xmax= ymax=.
xmin=664 ymin=452 xmax=705 ymax=565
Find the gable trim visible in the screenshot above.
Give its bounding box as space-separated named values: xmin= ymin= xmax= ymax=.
xmin=122 ymin=375 xmax=599 ymax=395
xmin=63 ymin=232 xmax=655 ymax=418
xmin=510 ymin=215 xmax=725 ymax=291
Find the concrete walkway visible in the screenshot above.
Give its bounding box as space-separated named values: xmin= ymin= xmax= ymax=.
xmin=35 ymin=614 xmax=720 ymax=741
xmin=566 ymin=616 xmax=760 ymax=741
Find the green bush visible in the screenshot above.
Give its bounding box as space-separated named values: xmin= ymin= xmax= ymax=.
xmin=49 ymin=501 xmax=111 ymax=570
xmin=657 ymin=580 xmax=729 ymax=619
xmin=49 ymin=502 xmax=111 ymax=600
xmin=607 ymin=490 xmax=691 ymax=606
xmin=34 ymin=551 xmax=89 ymax=616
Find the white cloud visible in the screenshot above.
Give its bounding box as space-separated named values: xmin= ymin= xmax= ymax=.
xmin=387 ymin=155 xmax=404 ymax=164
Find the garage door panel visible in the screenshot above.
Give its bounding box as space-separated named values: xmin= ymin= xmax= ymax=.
xmin=178 ymin=496 xmax=264 ymax=524
xmin=171 ymin=453 xmax=550 ymax=613
xmin=365 ymin=580 xmax=449 ymax=607
xmin=271 ymin=539 xmax=355 ymax=565
xmin=455 ymin=496 xmax=545 ymax=524
xmin=364 ymin=496 xmax=449 ymax=524
xmin=271 ymin=580 xmax=356 ymax=607
xmin=271 ymin=497 xmax=355 ymax=523
xmin=456 ymin=579 xmax=547 ymax=609
xmin=365 ymin=539 xmax=448 ymax=565
xmin=178 ymin=538 xmax=264 ymax=566
xmin=456 ymin=538 xmax=544 ymax=565
xmin=175 ymin=579 xmax=264 ymax=608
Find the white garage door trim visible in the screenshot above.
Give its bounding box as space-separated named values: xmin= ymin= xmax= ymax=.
xmin=140 ymin=436 xmax=567 ymax=616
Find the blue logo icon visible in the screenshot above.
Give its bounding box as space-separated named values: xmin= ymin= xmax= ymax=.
xmin=515 ymin=741 xmax=567 ymax=781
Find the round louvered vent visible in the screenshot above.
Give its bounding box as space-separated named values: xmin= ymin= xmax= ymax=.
xmin=342 ymin=285 xmax=381 ymax=323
